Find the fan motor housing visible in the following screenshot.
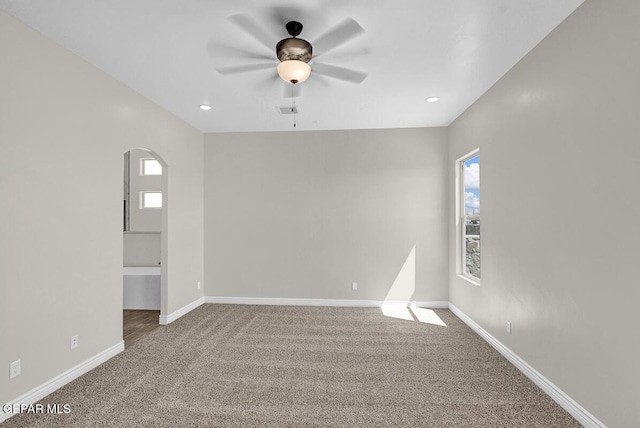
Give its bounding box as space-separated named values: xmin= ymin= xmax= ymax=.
xmin=276 ymin=37 xmax=312 ymax=63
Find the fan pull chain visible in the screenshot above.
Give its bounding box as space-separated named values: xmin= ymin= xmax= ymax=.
xmin=291 ymin=84 xmax=296 ymax=128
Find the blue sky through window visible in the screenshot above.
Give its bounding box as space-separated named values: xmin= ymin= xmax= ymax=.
xmin=464 ymin=155 xmax=480 ymax=215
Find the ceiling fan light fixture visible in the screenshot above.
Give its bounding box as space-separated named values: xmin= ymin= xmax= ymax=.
xmin=277 ymin=60 xmax=311 ymax=85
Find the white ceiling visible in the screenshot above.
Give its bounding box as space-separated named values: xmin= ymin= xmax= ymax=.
xmin=1 ymin=0 xmax=584 ymax=133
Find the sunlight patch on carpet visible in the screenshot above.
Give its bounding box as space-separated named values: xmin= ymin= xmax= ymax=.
xmin=381 ymin=305 xmax=447 ymax=327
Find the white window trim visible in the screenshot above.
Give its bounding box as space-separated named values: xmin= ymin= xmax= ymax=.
xmin=456 ymin=149 xmax=481 ymax=286
xmin=140 ymin=191 xmax=162 ymax=209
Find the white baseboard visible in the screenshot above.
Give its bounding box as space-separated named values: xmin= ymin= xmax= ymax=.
xmin=159 ymin=296 xmax=205 ymax=325
xmin=448 ymin=304 xmax=605 ymax=428
xmin=384 ymin=300 xmax=449 ymax=309
xmin=1 ymin=341 xmax=124 ymax=423
xmin=204 ymin=296 xmax=449 ymax=309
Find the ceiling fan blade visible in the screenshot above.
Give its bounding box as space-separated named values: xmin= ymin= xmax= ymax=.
xmin=249 ymin=70 xmax=281 ymax=89
xmin=216 ymin=62 xmax=275 ymax=76
xmin=318 ymin=47 xmax=372 ymax=61
xmin=313 ymin=18 xmax=365 ymax=57
xmin=227 ymin=13 xmax=277 ymax=53
xmin=310 ymin=73 xmax=331 ymax=87
xmin=207 ymin=42 xmax=274 ymax=62
xmin=312 ymin=63 xmax=368 ymax=84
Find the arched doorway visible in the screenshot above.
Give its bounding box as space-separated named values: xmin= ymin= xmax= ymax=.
xmin=122 ymin=148 xmax=168 ymax=347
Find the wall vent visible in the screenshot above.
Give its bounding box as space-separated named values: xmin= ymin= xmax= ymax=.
xmin=277 ymin=106 xmax=298 ymax=115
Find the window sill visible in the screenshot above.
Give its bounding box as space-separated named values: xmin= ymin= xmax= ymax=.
xmin=457 ymin=274 xmax=481 ymax=287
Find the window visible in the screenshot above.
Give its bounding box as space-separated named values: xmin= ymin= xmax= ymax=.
xmin=140 ymin=191 xmax=162 ymax=209
xmin=458 ymin=151 xmax=480 ymax=283
xmin=141 ymin=158 xmax=162 ymax=176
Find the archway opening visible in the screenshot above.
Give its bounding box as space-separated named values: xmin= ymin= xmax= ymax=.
xmin=122 ymin=148 xmax=168 ymax=347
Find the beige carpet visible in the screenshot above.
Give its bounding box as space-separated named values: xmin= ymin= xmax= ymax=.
xmin=2 ymin=304 xmax=579 ymax=427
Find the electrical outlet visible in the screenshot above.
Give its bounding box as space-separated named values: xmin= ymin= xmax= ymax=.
xmin=197 ymin=281 xmax=201 ymax=290
xmin=10 ymin=360 xmax=20 ymax=379
xmin=506 ymin=321 xmax=512 ymax=334
xmin=352 ymin=282 xmax=358 ymax=291
xmin=71 ymin=335 xmax=78 ymax=349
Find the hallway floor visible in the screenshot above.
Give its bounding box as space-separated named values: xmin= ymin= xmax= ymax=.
xmin=123 ymin=310 xmax=160 ymax=348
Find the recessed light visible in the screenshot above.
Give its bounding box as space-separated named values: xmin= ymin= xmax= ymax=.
xmin=199 ymin=104 xmax=212 ymax=111
xmin=425 ymin=96 xmax=439 ymax=103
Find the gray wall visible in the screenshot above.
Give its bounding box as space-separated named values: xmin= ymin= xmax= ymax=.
xmin=123 ymin=233 xmax=161 ymax=267
xmin=0 ymin=10 xmax=204 ymax=406
xmin=204 ymin=128 xmax=449 ymax=303
xmin=448 ymin=0 xmax=639 ymax=426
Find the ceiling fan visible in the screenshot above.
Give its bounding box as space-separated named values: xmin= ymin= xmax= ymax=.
xmin=211 ymin=11 xmax=369 ymax=92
